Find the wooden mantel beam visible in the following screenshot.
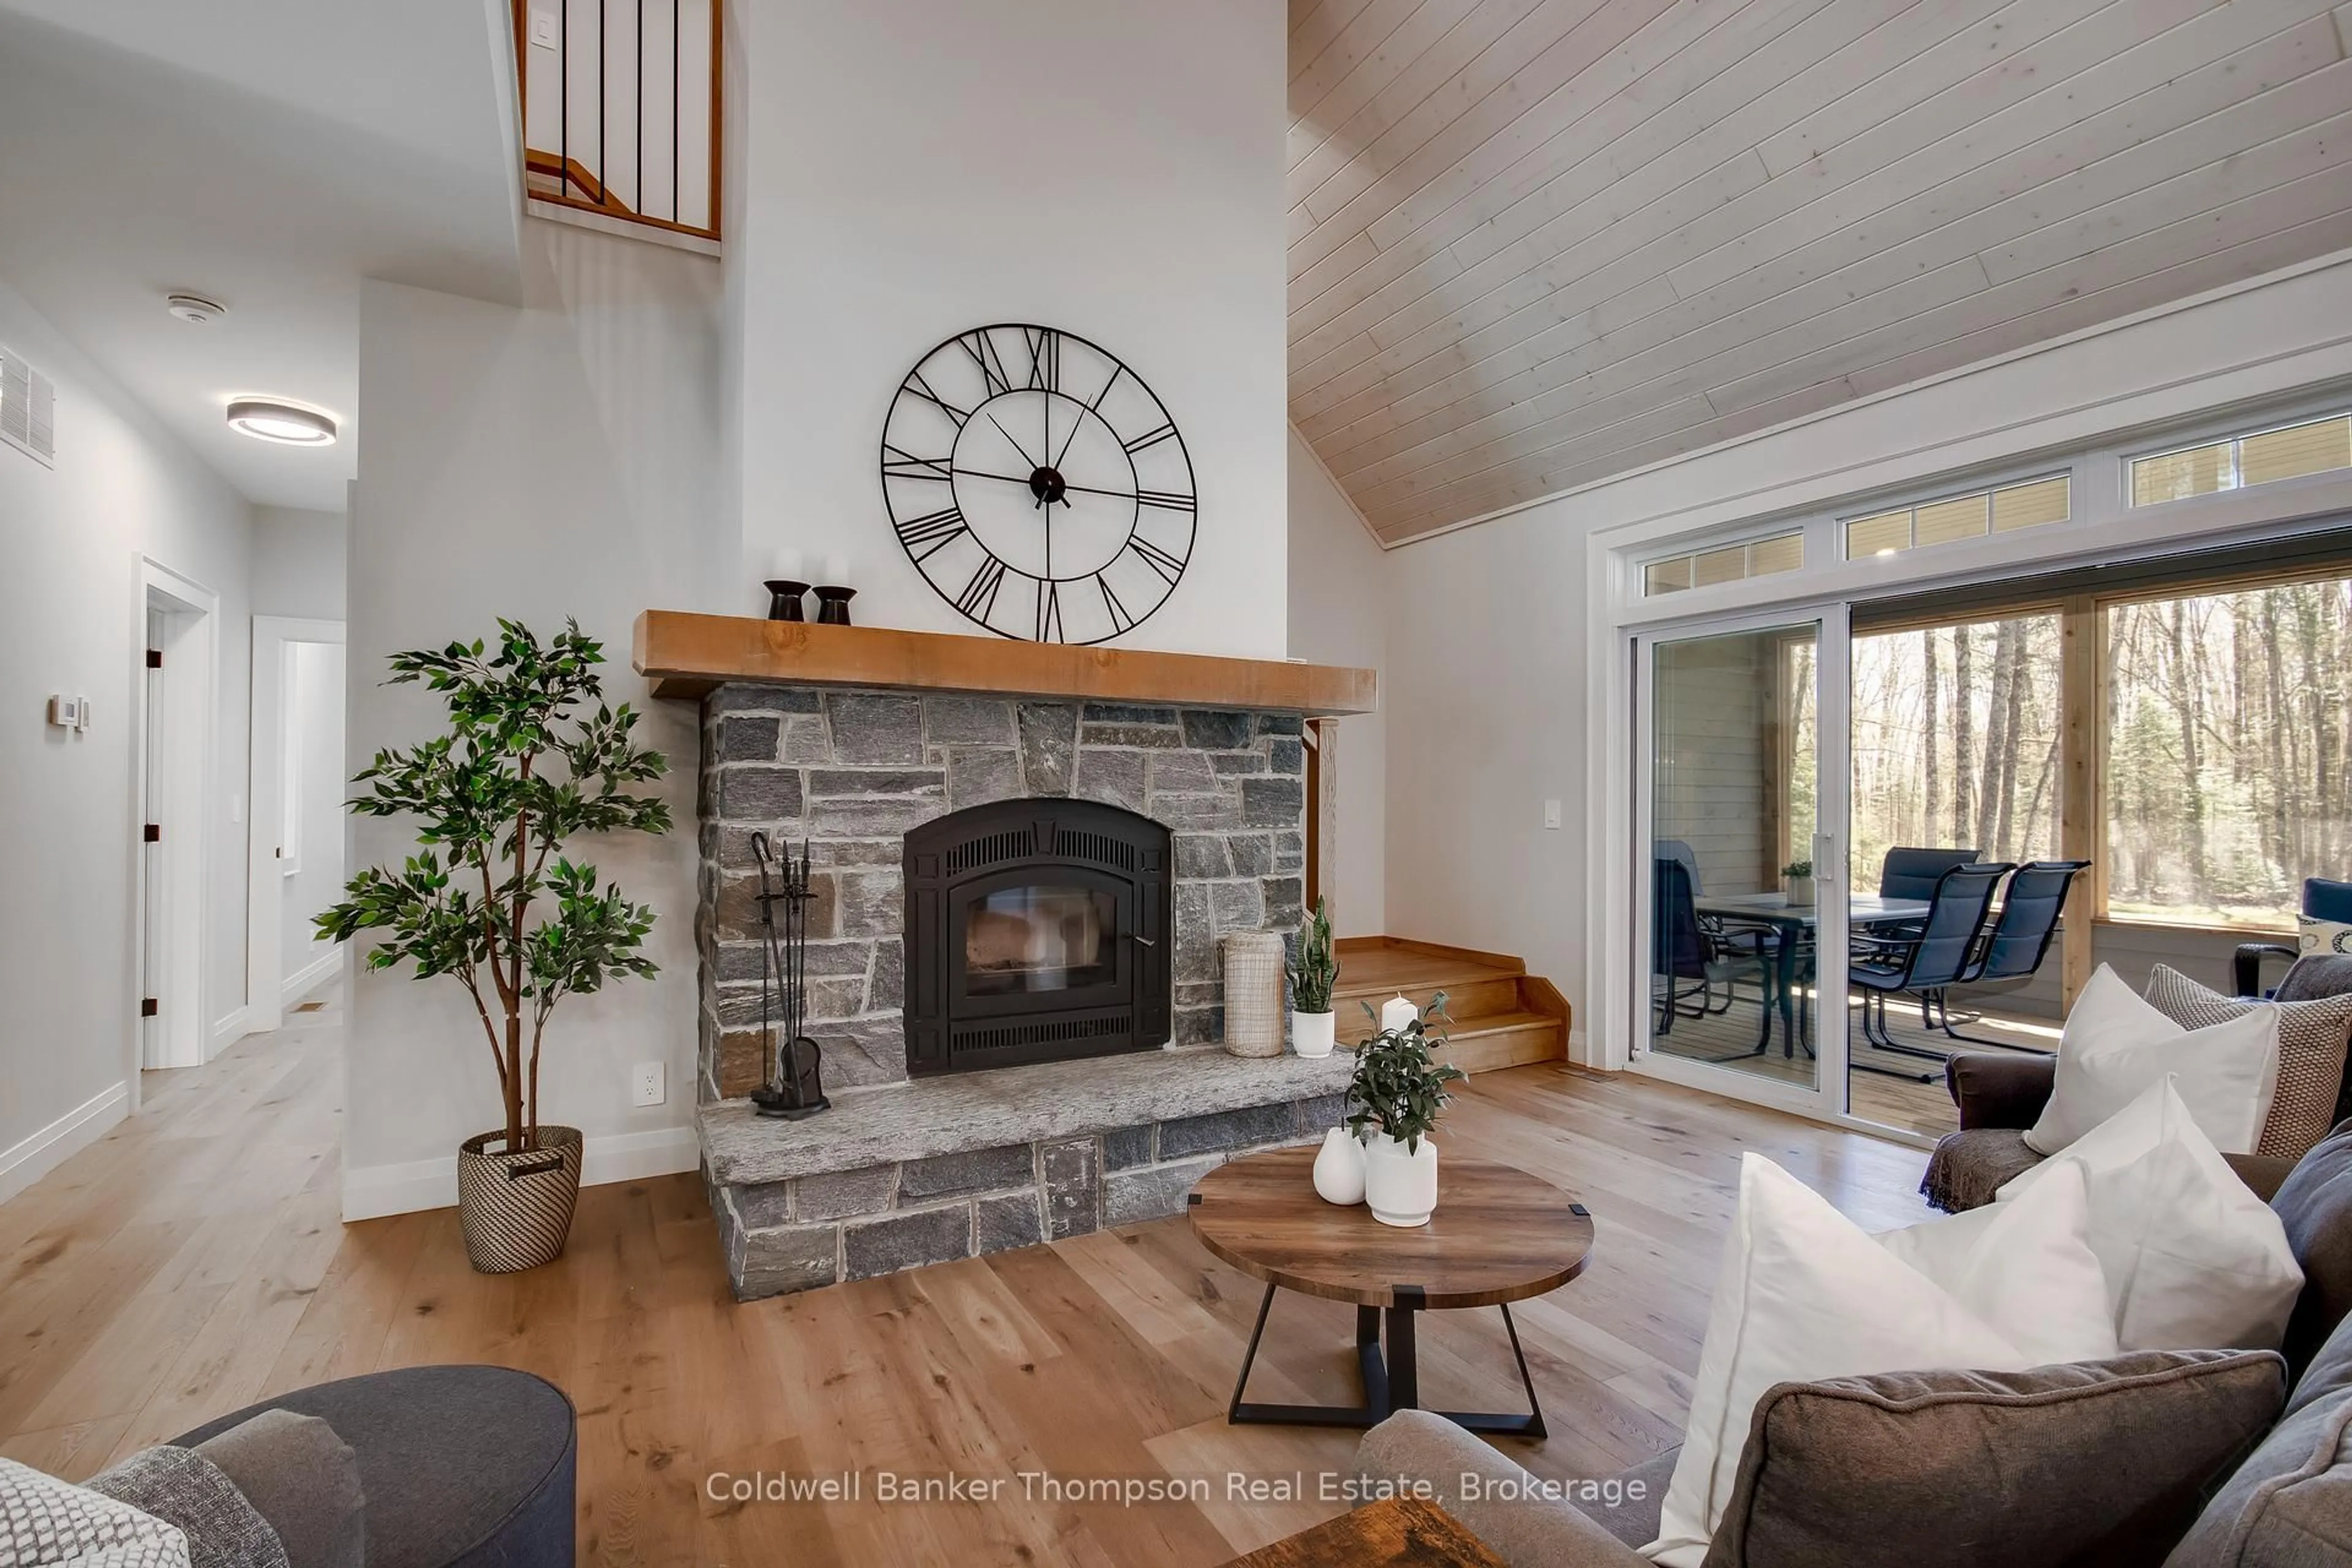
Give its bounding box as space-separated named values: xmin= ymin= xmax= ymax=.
xmin=631 ymin=611 xmax=1379 ymax=715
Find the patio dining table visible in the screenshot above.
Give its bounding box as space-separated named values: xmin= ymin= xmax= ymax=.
xmin=1692 ymin=892 xmax=1931 ymax=1057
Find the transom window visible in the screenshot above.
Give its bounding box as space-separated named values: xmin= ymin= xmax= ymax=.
xmin=1843 ymin=475 xmax=2070 ymax=560
xmin=2130 ymin=412 xmax=2352 ymax=508
xmin=1642 ymin=529 xmax=1803 ymax=597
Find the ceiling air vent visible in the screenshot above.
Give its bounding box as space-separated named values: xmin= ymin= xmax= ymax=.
xmin=1 ymin=345 xmax=56 ymax=467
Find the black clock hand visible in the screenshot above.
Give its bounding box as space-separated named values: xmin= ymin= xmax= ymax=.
xmin=952 ymin=466 xmax=1136 ymax=503
xmin=985 ymin=411 xmax=1039 ymax=469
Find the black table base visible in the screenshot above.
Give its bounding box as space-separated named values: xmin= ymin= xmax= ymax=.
xmin=1224 ymin=1283 xmax=1547 ymax=1438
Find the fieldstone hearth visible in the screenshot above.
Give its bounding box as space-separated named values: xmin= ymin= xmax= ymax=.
xmin=699 ymin=1047 xmax=1352 ymax=1298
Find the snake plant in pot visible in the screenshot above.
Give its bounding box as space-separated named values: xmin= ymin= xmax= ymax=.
xmin=1287 ymin=895 xmax=1340 ymax=1058
xmin=318 ymin=620 xmax=670 ymax=1273
xmin=1345 ymin=993 xmax=1465 ymax=1227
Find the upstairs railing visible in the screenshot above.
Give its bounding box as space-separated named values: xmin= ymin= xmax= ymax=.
xmin=516 ymin=0 xmax=720 ymax=242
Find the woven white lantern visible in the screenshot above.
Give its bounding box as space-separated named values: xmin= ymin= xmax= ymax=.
xmin=1220 ymin=932 xmax=1287 ymax=1058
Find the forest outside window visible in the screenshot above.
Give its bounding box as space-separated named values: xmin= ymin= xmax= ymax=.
xmin=2103 ymin=576 xmax=2352 ymax=929
xmin=1851 ymin=612 xmax=2063 ymax=891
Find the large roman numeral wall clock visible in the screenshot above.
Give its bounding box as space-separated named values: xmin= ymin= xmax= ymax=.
xmin=880 ymin=323 xmax=1195 ymax=644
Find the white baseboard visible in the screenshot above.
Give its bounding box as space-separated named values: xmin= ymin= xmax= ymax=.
xmin=340 ymin=1122 xmax=701 ymax=1223
xmin=281 ymin=948 xmax=343 ymax=1007
xmin=0 ymin=1082 xmax=129 ymax=1207
xmin=208 ymin=1005 xmax=258 ymax=1058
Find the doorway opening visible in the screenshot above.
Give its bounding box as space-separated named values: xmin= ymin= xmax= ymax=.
xmin=247 ymin=617 xmax=347 ymax=1033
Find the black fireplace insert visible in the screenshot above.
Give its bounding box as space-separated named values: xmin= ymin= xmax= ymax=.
xmin=903 ymin=799 xmax=1171 ymax=1075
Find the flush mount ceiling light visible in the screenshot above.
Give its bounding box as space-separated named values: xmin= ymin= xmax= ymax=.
xmin=226 ymin=398 xmax=336 ymax=446
xmin=165 ymin=293 xmax=227 ymax=325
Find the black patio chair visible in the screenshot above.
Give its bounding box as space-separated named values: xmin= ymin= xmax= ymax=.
xmin=1880 ymin=846 xmax=1984 ymax=901
xmin=1922 ymin=859 xmax=2090 ymax=1052
xmin=1653 ymin=856 xmax=1768 ymax=1044
xmin=1656 ymin=842 xmax=1768 ymax=1025
xmin=1849 ymin=861 xmax=2013 ymax=1081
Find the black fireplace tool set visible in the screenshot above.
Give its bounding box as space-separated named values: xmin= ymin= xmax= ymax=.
xmin=749 ymin=831 xmax=830 ymax=1120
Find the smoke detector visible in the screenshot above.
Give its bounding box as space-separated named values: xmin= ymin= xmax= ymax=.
xmin=165 ymin=293 xmax=226 ymax=325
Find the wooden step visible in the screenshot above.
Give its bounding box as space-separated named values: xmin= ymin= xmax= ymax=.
xmin=1330 ymin=937 xmax=1528 ymax=1023
xmin=1332 ymin=973 xmax=1522 ymax=1022
xmin=1429 ymin=1011 xmax=1566 ymax=1075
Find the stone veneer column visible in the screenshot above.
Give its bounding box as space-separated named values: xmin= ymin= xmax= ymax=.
xmin=694 ymin=687 xmax=1308 ymax=1102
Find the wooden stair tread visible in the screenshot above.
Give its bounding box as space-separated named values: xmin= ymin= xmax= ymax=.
xmin=1436 ymin=1010 xmax=1558 ymax=1037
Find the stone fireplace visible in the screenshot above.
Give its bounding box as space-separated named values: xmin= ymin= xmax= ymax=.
xmin=695 ymin=687 xmax=1310 ymax=1100
xmin=644 ymin=612 xmax=1375 ymax=1300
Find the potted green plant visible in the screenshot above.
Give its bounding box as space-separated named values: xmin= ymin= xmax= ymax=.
xmin=318 ymin=620 xmax=670 ymax=1273
xmin=1783 ymin=859 xmax=1815 ymax=907
xmin=1288 ymin=895 xmax=1340 ymax=1059
xmin=1345 ymin=993 xmax=1466 ymax=1227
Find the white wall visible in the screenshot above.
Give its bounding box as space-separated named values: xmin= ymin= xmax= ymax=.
xmin=0 ymin=273 xmax=253 ymax=1203
xmin=252 ymin=506 xmax=347 ymax=620
xmin=345 ymin=219 xmax=723 ymax=1218
xmin=1287 ymin=428 xmax=1386 ymax=938
xmin=726 ymin=0 xmax=1287 ymax=658
xmin=278 ymin=639 xmax=346 ymax=984
xmin=1382 ymin=254 xmax=2352 ymax=1064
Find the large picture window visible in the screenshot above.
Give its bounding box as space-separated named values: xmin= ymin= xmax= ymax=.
xmin=2103 ymin=577 xmax=2352 ymax=928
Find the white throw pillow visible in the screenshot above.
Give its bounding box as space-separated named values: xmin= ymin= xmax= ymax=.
xmin=1874 ymin=1158 xmax=2119 ymax=1368
xmin=2000 ymin=1077 xmax=2302 ymax=1352
xmin=2023 ymin=963 xmax=2278 ymax=1156
xmin=1641 ymin=1155 xmax=2114 ymax=1567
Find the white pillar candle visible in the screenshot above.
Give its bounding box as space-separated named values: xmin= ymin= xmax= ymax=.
xmin=773 ymin=546 xmax=804 ymax=581
xmin=1380 ymin=994 xmax=1419 ymax=1034
xmin=821 ymin=551 xmax=850 ymax=586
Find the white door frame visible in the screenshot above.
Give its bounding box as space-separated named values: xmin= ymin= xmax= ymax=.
xmin=1619 ymin=598 xmax=1882 ymax=1137
xmin=247 ymin=617 xmax=347 ymax=1033
xmin=131 ymin=557 xmax=220 ymax=1081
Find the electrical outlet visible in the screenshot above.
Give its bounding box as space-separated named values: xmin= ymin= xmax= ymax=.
xmin=631 ymin=1060 xmax=666 ymax=1107
xmin=1543 ymin=798 xmax=1563 ymax=830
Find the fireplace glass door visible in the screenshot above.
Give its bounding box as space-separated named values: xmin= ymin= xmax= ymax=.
xmin=965 ymin=883 xmax=1118 ymax=997
xmin=904 ymin=798 xmax=1172 ymax=1074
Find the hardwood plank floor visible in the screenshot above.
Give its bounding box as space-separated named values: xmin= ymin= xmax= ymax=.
xmin=0 ymin=984 xmax=1931 ymax=1564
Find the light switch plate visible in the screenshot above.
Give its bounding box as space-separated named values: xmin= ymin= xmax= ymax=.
xmin=529 ymin=7 xmax=559 ymax=47
xmin=631 ymin=1060 xmax=666 ymax=1107
xmin=1543 ymin=799 xmax=1563 ymax=830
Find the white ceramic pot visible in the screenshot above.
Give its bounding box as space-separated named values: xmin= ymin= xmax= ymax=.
xmin=1312 ymin=1126 xmax=1365 ymax=1205
xmin=1362 ymin=1133 xmax=1438 ymax=1227
xmin=1785 ymin=876 xmax=1815 ymax=907
xmin=1292 ymin=1009 xmax=1337 ymax=1059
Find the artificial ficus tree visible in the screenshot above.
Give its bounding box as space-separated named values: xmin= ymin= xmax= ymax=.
xmin=318 ymin=619 xmax=671 ymax=1152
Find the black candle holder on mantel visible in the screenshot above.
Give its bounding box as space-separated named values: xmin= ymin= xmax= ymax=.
xmin=748 ymin=831 xmax=829 ymax=1121
xmin=763 ymin=580 xmax=809 ymax=622
xmin=812 ymin=586 xmax=856 ymax=626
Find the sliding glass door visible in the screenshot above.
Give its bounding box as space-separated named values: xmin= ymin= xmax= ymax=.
xmin=1635 ymin=608 xmax=1850 ymax=1120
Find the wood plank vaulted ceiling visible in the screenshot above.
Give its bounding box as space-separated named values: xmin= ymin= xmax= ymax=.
xmin=1287 ymin=0 xmax=2352 ymax=545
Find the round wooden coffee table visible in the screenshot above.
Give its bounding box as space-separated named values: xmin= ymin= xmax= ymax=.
xmin=1188 ymin=1144 xmax=1594 ymax=1438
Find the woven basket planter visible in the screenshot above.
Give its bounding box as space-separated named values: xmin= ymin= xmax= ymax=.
xmin=1221 ymin=933 xmax=1287 ymax=1058
xmin=456 ymin=1125 xmax=583 ymax=1274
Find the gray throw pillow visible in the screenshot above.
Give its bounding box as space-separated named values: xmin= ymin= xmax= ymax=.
xmin=2272 ymin=1125 xmax=2352 ymax=1387
xmin=84 ymin=1447 xmax=287 ymax=1568
xmin=1702 ymin=1351 xmax=2286 ymax=1568
xmin=192 ymin=1412 xmax=364 ymax=1568
xmin=2166 ymin=1386 xmax=2352 ymax=1566
xmin=2146 ymin=963 xmax=2352 ymax=1159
